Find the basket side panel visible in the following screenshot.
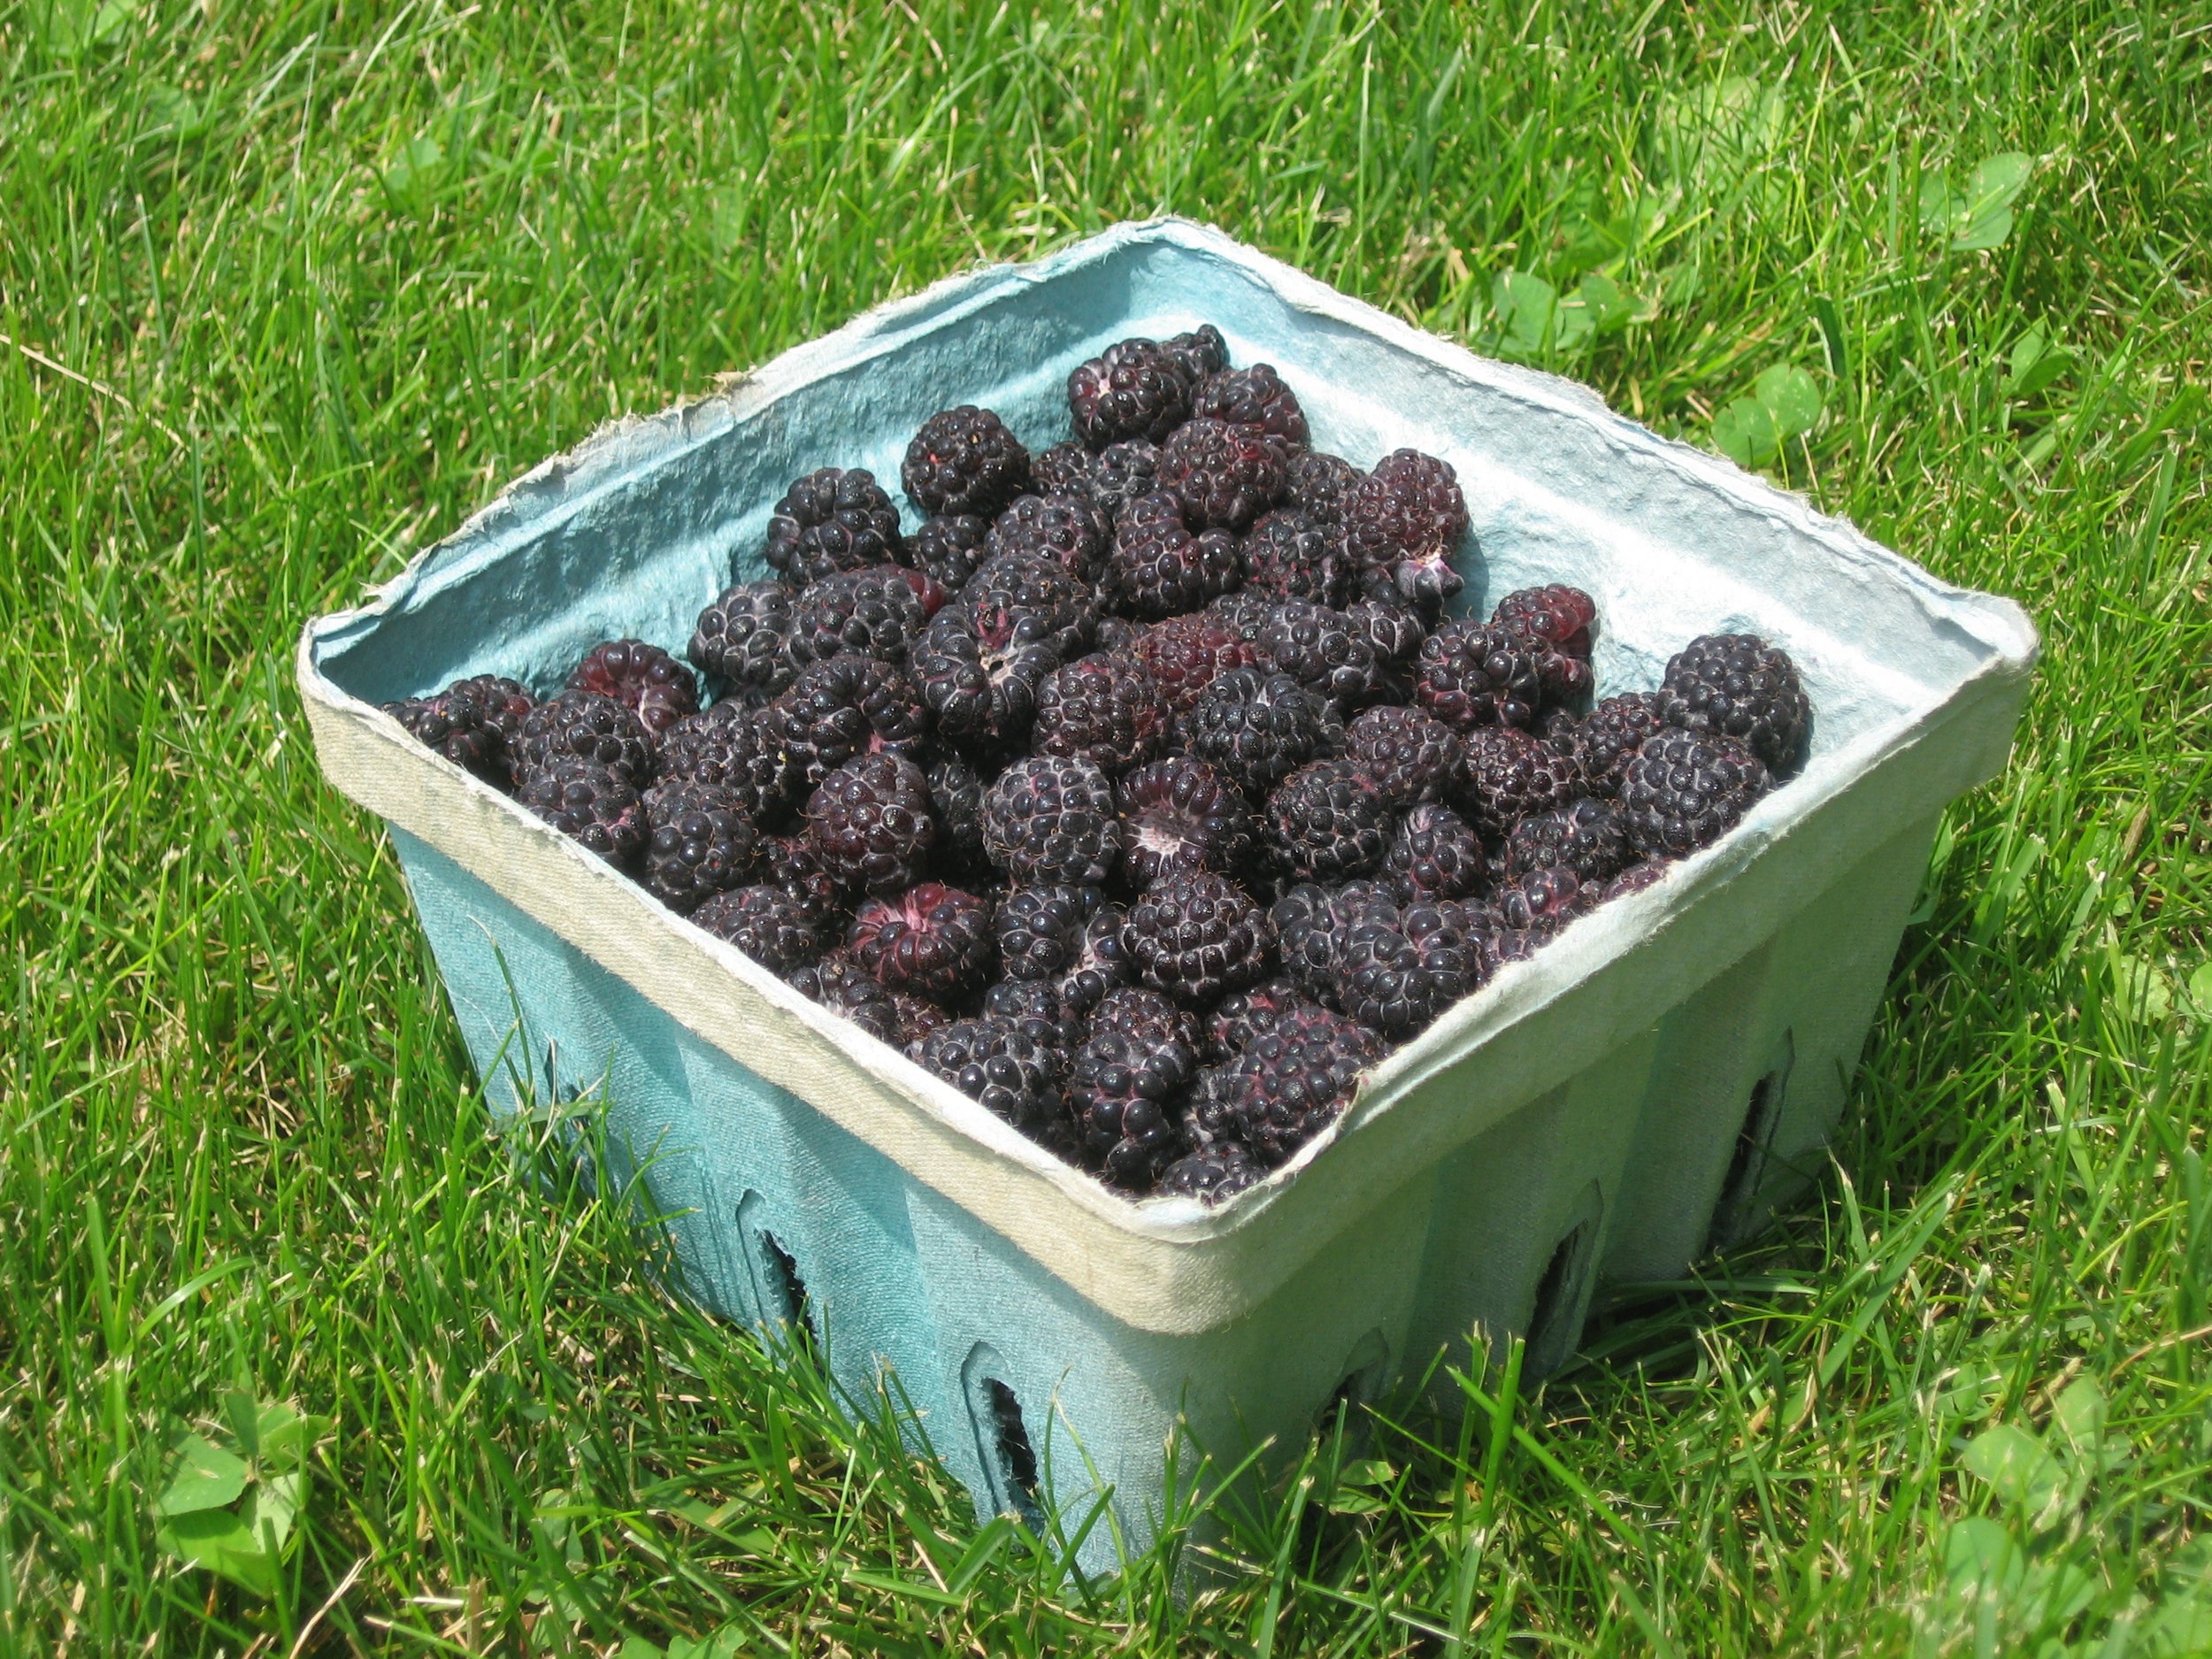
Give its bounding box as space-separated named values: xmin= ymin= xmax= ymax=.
xmin=1601 ymin=811 xmax=1939 ymax=1281
xmin=902 ymin=1179 xmax=1435 ymax=1573
xmin=1398 ymin=1028 xmax=1657 ymax=1398
xmin=393 ymin=831 xmax=954 ymax=1430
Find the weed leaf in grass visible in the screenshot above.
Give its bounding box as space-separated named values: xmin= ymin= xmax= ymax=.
xmin=1490 ymin=271 xmax=1557 ymax=358
xmin=1962 ymin=1423 xmax=2068 ymax=1525
xmin=158 ymin=1506 xmax=280 ymax=1598
xmin=382 ymin=134 xmax=447 ymax=209
xmin=1920 ymin=152 xmax=2036 ymax=250
xmin=2111 ymin=953 xmax=2183 ymax=1025
xmin=156 ymin=1432 xmax=248 ymax=1517
xmin=1488 ymin=270 xmax=1641 ymax=360
xmin=151 ymin=1402 xmax=325 ymax=1598
xmin=2190 ymin=962 xmax=2212 ymax=1019
xmin=1713 ymin=365 xmax=1823 ymax=468
xmin=2006 ymin=325 xmax=2075 ymax=402
xmin=36 ymin=0 xmax=134 ymax=55
xmin=2147 ymin=1540 xmax=2212 ymax=1653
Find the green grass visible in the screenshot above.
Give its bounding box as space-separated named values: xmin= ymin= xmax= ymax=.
xmin=4 ymin=0 xmax=2208 ymax=1651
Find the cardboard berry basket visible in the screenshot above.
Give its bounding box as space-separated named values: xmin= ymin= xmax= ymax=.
xmin=298 ymin=219 xmax=2036 ymax=1569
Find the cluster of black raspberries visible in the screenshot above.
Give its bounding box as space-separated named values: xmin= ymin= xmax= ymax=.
xmin=386 ymin=323 xmax=1812 ymax=1205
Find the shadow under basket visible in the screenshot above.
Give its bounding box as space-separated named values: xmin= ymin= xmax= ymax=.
xmin=303 ymin=219 xmax=2036 ymax=1578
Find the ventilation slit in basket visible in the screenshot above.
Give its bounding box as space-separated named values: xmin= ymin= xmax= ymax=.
xmin=984 ymin=1379 xmax=1042 ymax=1521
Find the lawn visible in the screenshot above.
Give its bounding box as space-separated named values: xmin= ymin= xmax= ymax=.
xmin=4 ymin=0 xmax=2208 ymax=1652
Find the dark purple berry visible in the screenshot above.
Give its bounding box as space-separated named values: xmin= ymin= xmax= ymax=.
xmin=982 ymin=755 xmax=1120 ymax=886
xmin=764 ymin=467 xmax=902 ymax=585
xmin=847 ymin=882 xmax=995 ymax=999
xmin=1265 ymin=757 xmax=1388 ymax=880
xmin=805 ymin=753 xmax=937 ymax=893
xmin=902 ymin=406 xmax=1031 ymax=518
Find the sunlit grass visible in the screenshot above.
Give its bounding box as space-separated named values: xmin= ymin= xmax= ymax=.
xmin=1 ymin=0 xmax=2207 ymax=1651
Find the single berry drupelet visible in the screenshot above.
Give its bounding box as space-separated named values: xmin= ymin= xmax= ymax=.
xmin=1416 ymin=619 xmax=1545 ymax=732
xmin=770 ymin=656 xmax=929 ymax=790
xmin=787 ymin=565 xmax=943 ymax=668
xmin=1492 ymin=864 xmax=1591 ymax=933
xmin=1032 ymin=652 xmax=1171 ymax=774
xmin=907 ymin=513 xmax=994 ymax=593
xmin=1119 ymin=871 xmax=1272 ymax=1007
xmin=1161 ymin=323 xmax=1229 ymax=384
xmin=1069 ymin=1028 xmax=1193 ymax=1188
xmin=1240 ymin=509 xmax=1353 ymax=606
xmin=1385 ymin=803 xmax=1489 ymax=902
xmin=657 ymin=703 xmax=795 ymax=822
xmin=1117 ymin=756 xmax=1253 ymax=887
xmin=690 ymin=580 xmax=799 ymax=703
xmin=1266 ymin=757 xmax=1389 ymax=879
xmin=567 ymin=638 xmax=700 ymax=736
xmin=1345 ymin=449 xmax=1469 ymax=602
xmin=1068 ymin=338 xmax=1193 ymax=449
xmin=385 ymin=676 xmax=533 ymax=788
xmin=916 ymin=1017 xmax=1068 ymax=1132
xmin=1204 ymin=1010 xmax=1380 ymax=1165
xmin=1501 ymin=798 xmax=1632 ymax=886
xmin=640 ymin=780 xmax=760 ymax=912
xmin=1333 ymin=894 xmax=1482 ymax=1037
xmin=1459 ymin=724 xmax=1581 ymax=833
xmin=1102 ymin=497 xmax=1242 ymax=618
xmin=985 ymin=491 xmax=1114 ymax=582
xmin=1261 ymin=598 xmax=1387 ymax=709
xmin=694 ymin=884 xmax=824 ymax=975
xmin=1155 ymin=1141 xmax=1262 ymax=1203
xmin=1284 ymin=449 xmax=1364 ymax=525
xmin=1656 ymin=633 xmax=1811 ymax=776
xmin=982 ymin=754 xmax=1121 ymax=886
xmin=1179 ymin=667 xmax=1342 ymax=796
xmin=1191 ymin=364 xmax=1310 ymax=447
xmin=925 ymin=754 xmax=988 ymax=875
xmin=763 ymin=466 xmax=902 ymax=585
xmin=1344 ymin=704 xmax=1464 ymax=809
xmin=1157 ymin=418 xmax=1287 ymax=530
xmin=902 ymin=406 xmax=1032 ymax=518
xmin=1571 ymin=692 xmax=1664 ymax=798
xmin=1618 ymin=730 xmax=1772 ymax=857
xmin=517 ymin=690 xmax=657 ymax=787
xmin=1204 ymin=976 xmax=1320 ymax=1064
xmin=846 ymin=882 xmax=995 ymax=1000
xmin=994 ymin=884 xmax=1102 ymax=982
xmin=1131 ymin=611 xmax=1269 ymax=715
xmin=910 ymin=605 xmax=1061 ymax=751
xmin=1492 ymin=584 xmax=1597 ymax=706
xmin=518 ymin=757 xmax=648 ymax=864
xmin=805 ymin=753 xmax=938 ymax=894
